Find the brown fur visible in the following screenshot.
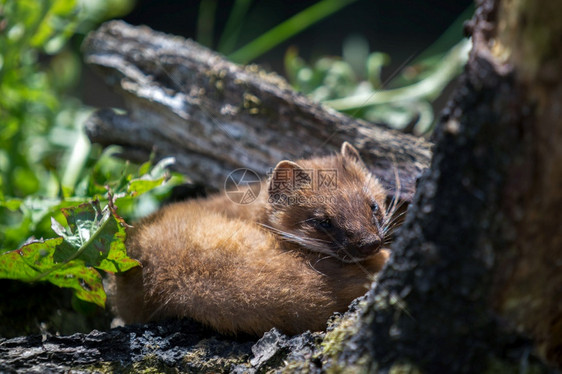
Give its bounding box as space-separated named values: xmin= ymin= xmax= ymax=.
xmin=112 ymin=142 xmax=392 ymax=336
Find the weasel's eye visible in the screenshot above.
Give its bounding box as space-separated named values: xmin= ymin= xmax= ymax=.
xmin=371 ymin=201 xmax=383 ymax=224
xmin=370 ymin=202 xmax=382 ymax=220
xmin=312 ymin=218 xmax=332 ymax=230
xmin=319 ymin=219 xmax=333 ymax=229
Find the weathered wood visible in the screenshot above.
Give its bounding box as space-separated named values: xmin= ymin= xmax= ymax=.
xmin=0 ymin=319 xmax=256 ymax=373
xmin=0 ymin=310 xmax=340 ymax=373
xmin=83 ymin=21 xmax=431 ymax=201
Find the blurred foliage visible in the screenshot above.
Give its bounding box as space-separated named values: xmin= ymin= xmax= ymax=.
xmin=198 ymin=0 xmax=472 ymax=134
xmin=225 ymin=0 xmax=359 ymax=64
xmin=284 ymin=5 xmax=474 ymax=134
xmin=0 ymin=156 xmax=177 ymax=307
xmin=0 ymin=0 xmax=135 ymax=199
xmin=0 ymin=0 xmax=183 ymax=311
xmin=197 ymin=0 xmax=359 ymax=64
xmin=286 ymin=38 xmax=470 ymax=134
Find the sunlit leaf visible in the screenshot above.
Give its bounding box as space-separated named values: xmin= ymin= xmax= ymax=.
xmin=48 ymin=262 xmax=105 ymax=307
xmin=0 ymin=238 xmax=106 ymax=307
xmin=127 ymin=157 xmax=174 ymax=197
xmin=1 ymin=199 xmax=23 ymax=211
xmin=53 ymin=200 xmax=139 ymax=273
xmin=0 ymin=197 xmax=140 ymax=307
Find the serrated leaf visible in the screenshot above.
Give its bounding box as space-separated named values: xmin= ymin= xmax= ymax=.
xmin=1 ymin=195 xmax=140 ymax=309
xmin=0 ymin=238 xmax=61 ymax=280
xmin=54 ymin=200 xmax=109 ymax=264
xmin=53 ymin=200 xmax=140 ymax=273
xmin=0 ymin=238 xmax=106 ymax=307
xmin=62 ymin=199 xmax=103 ymax=235
xmin=47 ymin=262 xmax=106 ymax=307
xmin=85 ymin=202 xmax=139 ymax=274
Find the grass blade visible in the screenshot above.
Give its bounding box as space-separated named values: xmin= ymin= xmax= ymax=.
xmin=229 ymin=0 xmax=358 ymax=64
xmin=197 ymin=0 xmax=218 ymax=47
xmin=324 ymin=39 xmax=470 ymax=110
xmin=217 ymin=0 xmax=254 ymax=54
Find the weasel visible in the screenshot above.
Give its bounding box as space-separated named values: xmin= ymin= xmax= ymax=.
xmin=112 ymin=142 xmax=396 ymax=336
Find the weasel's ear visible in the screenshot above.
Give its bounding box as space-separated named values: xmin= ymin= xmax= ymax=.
xmin=341 ymin=142 xmax=368 ymax=169
xmin=268 ymin=160 xmax=311 ymax=201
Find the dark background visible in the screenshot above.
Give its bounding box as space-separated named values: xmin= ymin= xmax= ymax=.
xmin=123 ymin=0 xmax=472 ymax=65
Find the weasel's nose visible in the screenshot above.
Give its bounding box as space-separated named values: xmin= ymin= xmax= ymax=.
xmin=358 ymin=238 xmax=382 ymax=256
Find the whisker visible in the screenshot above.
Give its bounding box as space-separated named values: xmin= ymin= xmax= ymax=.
xmin=313 ymin=255 xmax=333 ymax=266
xmin=383 ymin=225 xmax=404 ymax=240
xmin=260 ymin=223 xmax=331 ymax=244
xmin=388 ymin=198 xmax=408 ymax=213
xmin=384 ymin=216 xmax=407 ymax=233
xmin=385 ymin=200 xmax=408 ymax=225
xmin=298 ymin=217 xmax=318 ymax=225
xmin=259 ymin=223 xmax=335 ymax=257
xmin=389 ymin=156 xmax=401 ymax=214
xmin=383 ymin=210 xmax=407 ymax=230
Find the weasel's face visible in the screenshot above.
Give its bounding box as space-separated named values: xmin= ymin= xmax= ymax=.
xmin=265 ymin=143 xmax=389 ymax=263
xmin=297 ymin=179 xmax=386 ymax=263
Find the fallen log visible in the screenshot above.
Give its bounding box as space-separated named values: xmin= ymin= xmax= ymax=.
xmin=83 ymin=20 xmax=432 ymax=201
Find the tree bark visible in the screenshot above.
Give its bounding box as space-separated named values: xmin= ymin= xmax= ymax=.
xmin=82 ymin=21 xmax=432 ymax=201
xmin=488 ymin=0 xmax=562 ymax=363
xmin=324 ymin=0 xmax=562 ymax=372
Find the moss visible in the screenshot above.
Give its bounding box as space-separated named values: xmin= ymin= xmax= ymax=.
xmin=485 ymin=357 xmax=548 ymax=374
xmin=243 ymin=92 xmax=262 ymax=114
xmin=78 ymin=338 xmax=251 ymax=373
xmin=321 ymin=315 xmax=357 ymax=359
xmin=319 ymin=302 xmax=371 ymax=374
xmin=497 ymin=0 xmax=562 ymax=80
xmin=243 ymin=64 xmax=292 ymax=90
xmin=81 ymin=355 xmax=178 ymax=373
xmin=279 ymin=360 xmax=314 ymax=374
xmin=180 ymin=338 xmax=251 ymax=373
xmin=388 ymin=362 xmax=423 ymax=374
xmin=205 ymin=68 xmax=227 ymax=94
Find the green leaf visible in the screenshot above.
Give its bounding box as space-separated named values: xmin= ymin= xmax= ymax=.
xmin=127 ymin=157 xmax=174 ymax=197
xmin=0 ymin=238 xmax=106 ymax=307
xmin=323 ymin=39 xmax=471 ymax=110
xmin=0 ymin=238 xmax=61 ymax=281
xmin=30 ymin=0 xmax=78 ymax=52
xmin=216 ymin=0 xmax=254 ymax=54
xmin=48 ymin=262 xmax=105 ymax=307
xmin=0 ymin=198 xmax=139 ymax=307
xmin=127 ymin=178 xmax=167 ymax=197
xmin=0 ymin=199 xmax=23 ymax=211
xmin=147 ymin=157 xmax=175 ymax=178
xmin=229 ymin=0 xmax=358 ymax=63
xmin=138 ymin=160 xmax=153 ymax=176
xmin=54 ymin=200 xmax=139 ymax=273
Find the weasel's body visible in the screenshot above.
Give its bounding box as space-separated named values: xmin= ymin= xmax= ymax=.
xmin=113 ymin=143 xmax=393 ymax=335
